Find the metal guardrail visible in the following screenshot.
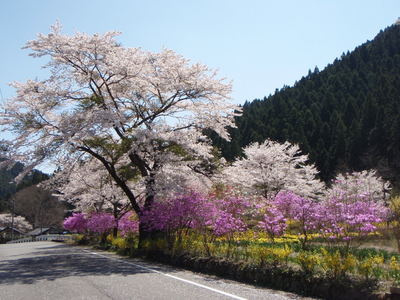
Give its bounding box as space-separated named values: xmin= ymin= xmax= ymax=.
xmin=6 ymin=234 xmax=73 ymax=244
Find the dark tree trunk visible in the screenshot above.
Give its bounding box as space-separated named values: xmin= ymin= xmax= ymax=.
xmin=137 ymin=172 xmax=158 ymax=249
xmin=138 ymin=217 xmax=150 ymax=249
xmin=138 ymin=214 xmax=160 ymax=250
xmin=112 ymin=226 xmax=118 ymax=238
xmin=113 ymin=204 xmax=119 ymax=238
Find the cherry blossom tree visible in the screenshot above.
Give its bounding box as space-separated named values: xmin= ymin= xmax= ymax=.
xmin=222 ymin=140 xmax=325 ymax=200
xmin=55 ymin=160 xmax=129 ymax=213
xmin=327 ymin=170 xmax=391 ymax=203
xmin=0 ymin=23 xmax=239 ymax=244
xmin=45 ymin=158 xmax=134 ymax=237
xmin=0 ymin=213 xmax=32 ymax=233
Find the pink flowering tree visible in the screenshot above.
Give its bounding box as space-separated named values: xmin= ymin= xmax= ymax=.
xmin=258 ymin=206 xmax=287 ymax=242
xmin=85 ymin=212 xmax=116 ymax=244
xmin=321 ymin=170 xmax=390 ymax=248
xmin=320 ymin=195 xmax=389 ymax=248
xmin=141 ymin=191 xmax=253 ymax=256
xmin=142 ymin=192 xmax=216 ymax=251
xmin=212 ymin=195 xmax=250 ymax=237
xmin=86 ymin=213 xmax=116 ymax=234
xmin=210 ymin=194 xmax=253 ymax=256
xmin=0 ymin=23 xmax=239 ymax=247
xmin=55 ymin=159 xmax=132 ymax=214
xmin=118 ymin=211 xmax=139 ymax=237
xmin=142 ymin=192 xmax=214 ymax=232
xmin=53 ymin=159 xmax=134 ymax=237
xmin=63 ymin=213 xmax=87 ymax=233
xmin=273 ymin=191 xmax=321 ymax=248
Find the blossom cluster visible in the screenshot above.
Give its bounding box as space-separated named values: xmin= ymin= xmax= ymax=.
xmin=258 ymin=207 xmax=287 ymax=239
xmin=320 ymin=195 xmax=388 ymax=240
xmin=63 ymin=213 xmax=87 ymax=233
xmin=118 ymin=212 xmax=139 ymax=236
xmin=63 ymin=212 xmax=138 ymax=236
xmin=272 ymin=191 xmax=388 ymax=242
xmin=141 ymin=191 xmax=251 ymax=237
xmin=0 ymin=213 xmax=32 ymax=232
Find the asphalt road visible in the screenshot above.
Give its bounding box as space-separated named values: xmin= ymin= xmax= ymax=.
xmin=0 ymin=241 xmax=313 ymax=300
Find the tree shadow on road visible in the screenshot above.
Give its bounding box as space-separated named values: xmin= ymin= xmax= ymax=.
xmin=0 ymin=243 xmax=169 ymax=285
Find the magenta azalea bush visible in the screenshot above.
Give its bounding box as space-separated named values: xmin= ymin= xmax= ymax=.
xmin=118 ymin=212 xmax=139 ymax=236
xmin=320 ymin=195 xmax=388 ymax=243
xmin=212 ymin=195 xmax=251 ymax=236
xmin=273 ymin=191 xmax=322 ymax=245
xmin=258 ymin=206 xmax=287 ymax=241
xmin=141 ymin=192 xmax=214 ymax=232
xmin=86 ymin=213 xmax=116 ymax=234
xmin=63 ymin=213 xmax=87 ymax=233
xmin=64 ymin=211 xmax=139 ymax=236
xmin=141 ymin=192 xmax=252 ymax=238
xmin=269 ymin=190 xmax=389 ymax=246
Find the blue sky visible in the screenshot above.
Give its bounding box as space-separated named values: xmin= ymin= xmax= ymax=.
xmin=0 ymin=0 xmax=399 ymax=106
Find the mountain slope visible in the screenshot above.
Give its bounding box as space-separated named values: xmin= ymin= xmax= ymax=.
xmin=0 ymin=159 xmax=49 ymax=211
xmin=212 ymin=24 xmax=400 ymax=185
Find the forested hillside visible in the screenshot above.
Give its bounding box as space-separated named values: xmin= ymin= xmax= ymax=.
xmin=0 ymin=159 xmax=49 ymax=211
xmin=212 ymin=24 xmax=400 ymax=185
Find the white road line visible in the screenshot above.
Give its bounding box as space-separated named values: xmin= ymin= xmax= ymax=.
xmin=83 ymin=250 xmax=247 ymax=300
